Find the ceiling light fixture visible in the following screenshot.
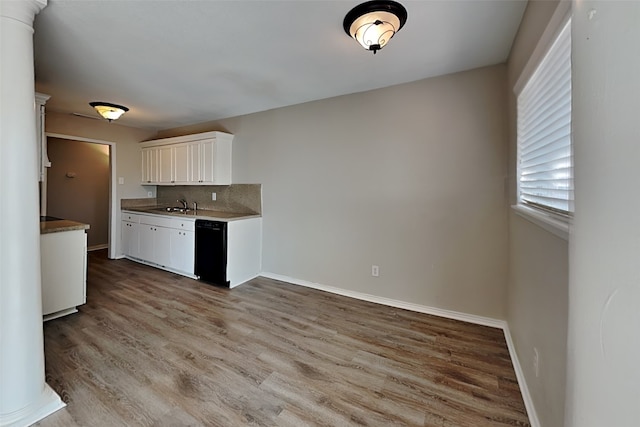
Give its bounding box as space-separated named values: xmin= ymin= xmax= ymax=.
xmin=89 ymin=101 xmax=129 ymax=122
xmin=343 ymin=0 xmax=407 ymax=54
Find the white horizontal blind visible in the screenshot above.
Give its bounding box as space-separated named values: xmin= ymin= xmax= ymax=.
xmin=517 ymin=18 xmax=572 ymax=216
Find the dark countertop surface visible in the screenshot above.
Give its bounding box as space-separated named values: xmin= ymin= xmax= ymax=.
xmin=122 ymin=207 xmax=261 ymax=222
xmin=40 ymin=219 xmax=90 ymax=234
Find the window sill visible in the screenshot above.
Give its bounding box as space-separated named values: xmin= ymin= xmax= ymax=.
xmin=511 ymin=204 xmax=570 ymax=241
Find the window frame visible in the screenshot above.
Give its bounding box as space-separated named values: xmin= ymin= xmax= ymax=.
xmin=512 ymin=7 xmax=572 ymax=240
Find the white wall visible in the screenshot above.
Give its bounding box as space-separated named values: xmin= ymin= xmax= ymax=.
xmin=505 ymin=2 xmax=568 ymax=426
xmin=567 ymin=1 xmax=640 ymax=425
xmin=45 ymin=112 xmax=157 ymax=256
xmin=158 ymin=65 xmax=509 ymax=320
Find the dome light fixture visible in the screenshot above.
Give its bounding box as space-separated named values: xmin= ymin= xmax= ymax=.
xmin=89 ymin=101 xmax=129 ymax=122
xmin=343 ymin=0 xmax=407 ymax=54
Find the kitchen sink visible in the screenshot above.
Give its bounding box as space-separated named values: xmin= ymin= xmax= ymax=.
xmin=152 ymin=207 xmax=190 ymax=213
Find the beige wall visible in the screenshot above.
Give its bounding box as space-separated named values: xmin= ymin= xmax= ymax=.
xmin=506 ymin=1 xmax=568 ymax=427
xmin=158 ymin=65 xmax=509 ymax=320
xmin=45 ymin=112 xmax=157 ymax=255
xmin=47 ymin=138 xmax=110 ymax=248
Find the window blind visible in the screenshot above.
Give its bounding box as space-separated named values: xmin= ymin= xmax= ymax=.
xmin=517 ymin=18 xmax=572 ymax=215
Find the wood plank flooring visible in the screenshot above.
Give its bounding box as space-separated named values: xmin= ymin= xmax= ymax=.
xmin=36 ymin=250 xmax=529 ymax=426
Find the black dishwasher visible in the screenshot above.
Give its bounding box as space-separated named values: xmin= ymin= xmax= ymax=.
xmin=194 ymin=220 xmax=229 ymax=287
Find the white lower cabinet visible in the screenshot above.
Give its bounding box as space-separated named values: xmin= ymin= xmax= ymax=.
xmin=122 ymin=212 xmax=195 ymax=276
xmin=41 ymin=229 xmax=87 ymax=319
xmin=121 ymin=220 xmax=140 ymax=258
xmin=226 ymin=218 xmax=262 ymax=287
xmin=121 ymin=211 xmax=260 ymax=284
xmin=170 ymin=228 xmax=195 ymax=274
xmin=139 ymin=223 xmax=171 ymax=267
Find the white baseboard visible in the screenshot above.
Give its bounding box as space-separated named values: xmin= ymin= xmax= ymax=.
xmin=43 ymin=307 xmax=78 ymax=322
xmin=259 ymin=272 xmax=538 ymax=427
xmin=260 ymin=272 xmax=505 ymax=328
xmin=502 ymin=324 xmax=540 ymax=427
xmin=0 ymin=384 xmax=65 ymax=427
xmin=88 ymin=244 xmax=108 ymax=251
xmin=230 ymin=274 xmax=260 ymax=289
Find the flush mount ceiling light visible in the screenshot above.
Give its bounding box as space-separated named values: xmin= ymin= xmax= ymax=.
xmin=89 ymin=101 xmax=129 ymax=122
xmin=343 ymin=0 xmax=407 ymax=54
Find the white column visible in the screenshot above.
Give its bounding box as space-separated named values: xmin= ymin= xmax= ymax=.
xmin=0 ymin=1 xmax=65 ymax=426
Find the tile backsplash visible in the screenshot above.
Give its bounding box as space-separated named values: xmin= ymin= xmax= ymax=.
xmin=158 ymin=184 xmax=261 ymax=214
xmin=121 ymin=184 xmax=261 ymax=214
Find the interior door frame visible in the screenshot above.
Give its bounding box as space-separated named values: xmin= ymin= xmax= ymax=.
xmin=45 ymin=132 xmax=117 ymax=259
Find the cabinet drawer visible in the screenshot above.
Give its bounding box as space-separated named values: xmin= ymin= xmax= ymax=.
xmin=171 ymin=219 xmax=195 ymax=232
xmin=139 ymin=215 xmax=175 ymax=228
xmin=122 ymin=212 xmax=141 ymax=223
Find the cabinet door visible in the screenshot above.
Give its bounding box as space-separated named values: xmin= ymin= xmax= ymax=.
xmin=121 ymin=221 xmax=140 ymax=258
xmin=200 ymin=139 xmax=231 ymax=185
xmin=199 ymin=140 xmax=215 ymax=184
xmin=139 ymin=224 xmax=171 ymax=266
xmin=141 ymin=149 xmax=148 ymax=183
xmin=141 ymin=148 xmax=158 ymax=184
xmin=173 ymin=143 xmax=190 ymax=184
xmin=154 ymin=226 xmax=172 ymax=267
xmin=157 ymin=146 xmax=174 ymax=184
xmin=170 ymin=229 xmax=195 ymax=274
xmin=139 ymin=224 xmax=156 ymax=262
xmin=188 ymin=143 xmax=201 ymax=183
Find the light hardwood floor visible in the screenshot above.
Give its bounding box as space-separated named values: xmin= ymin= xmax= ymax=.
xmin=36 ymin=250 xmax=529 ymax=426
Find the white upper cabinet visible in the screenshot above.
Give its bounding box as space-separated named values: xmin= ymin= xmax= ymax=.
xmin=157 ymin=145 xmax=173 ymax=184
xmin=140 ymin=131 xmax=233 ymax=185
xmin=173 ymin=143 xmax=190 ymax=183
xmin=141 ymin=147 xmax=158 ymax=184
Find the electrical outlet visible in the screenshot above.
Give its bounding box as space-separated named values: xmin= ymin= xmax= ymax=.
xmin=147 ymin=191 xmax=153 ymax=197
xmin=211 ymin=192 xmax=217 ymax=201
xmin=533 ymin=347 xmax=540 ymax=377
xmin=371 ymin=265 xmax=379 ymax=277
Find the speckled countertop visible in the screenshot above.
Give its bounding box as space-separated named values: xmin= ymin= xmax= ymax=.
xmin=40 ymin=219 xmax=90 ymax=234
xmin=122 ymin=207 xmax=261 ymax=222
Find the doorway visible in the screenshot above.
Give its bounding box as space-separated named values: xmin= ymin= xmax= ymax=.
xmin=44 ymin=133 xmax=118 ymax=259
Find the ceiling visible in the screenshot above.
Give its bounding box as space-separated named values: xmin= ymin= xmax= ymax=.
xmin=34 ymin=0 xmax=527 ymax=131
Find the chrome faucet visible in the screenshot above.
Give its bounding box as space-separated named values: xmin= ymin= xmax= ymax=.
xmin=178 ymin=199 xmax=188 ymax=209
